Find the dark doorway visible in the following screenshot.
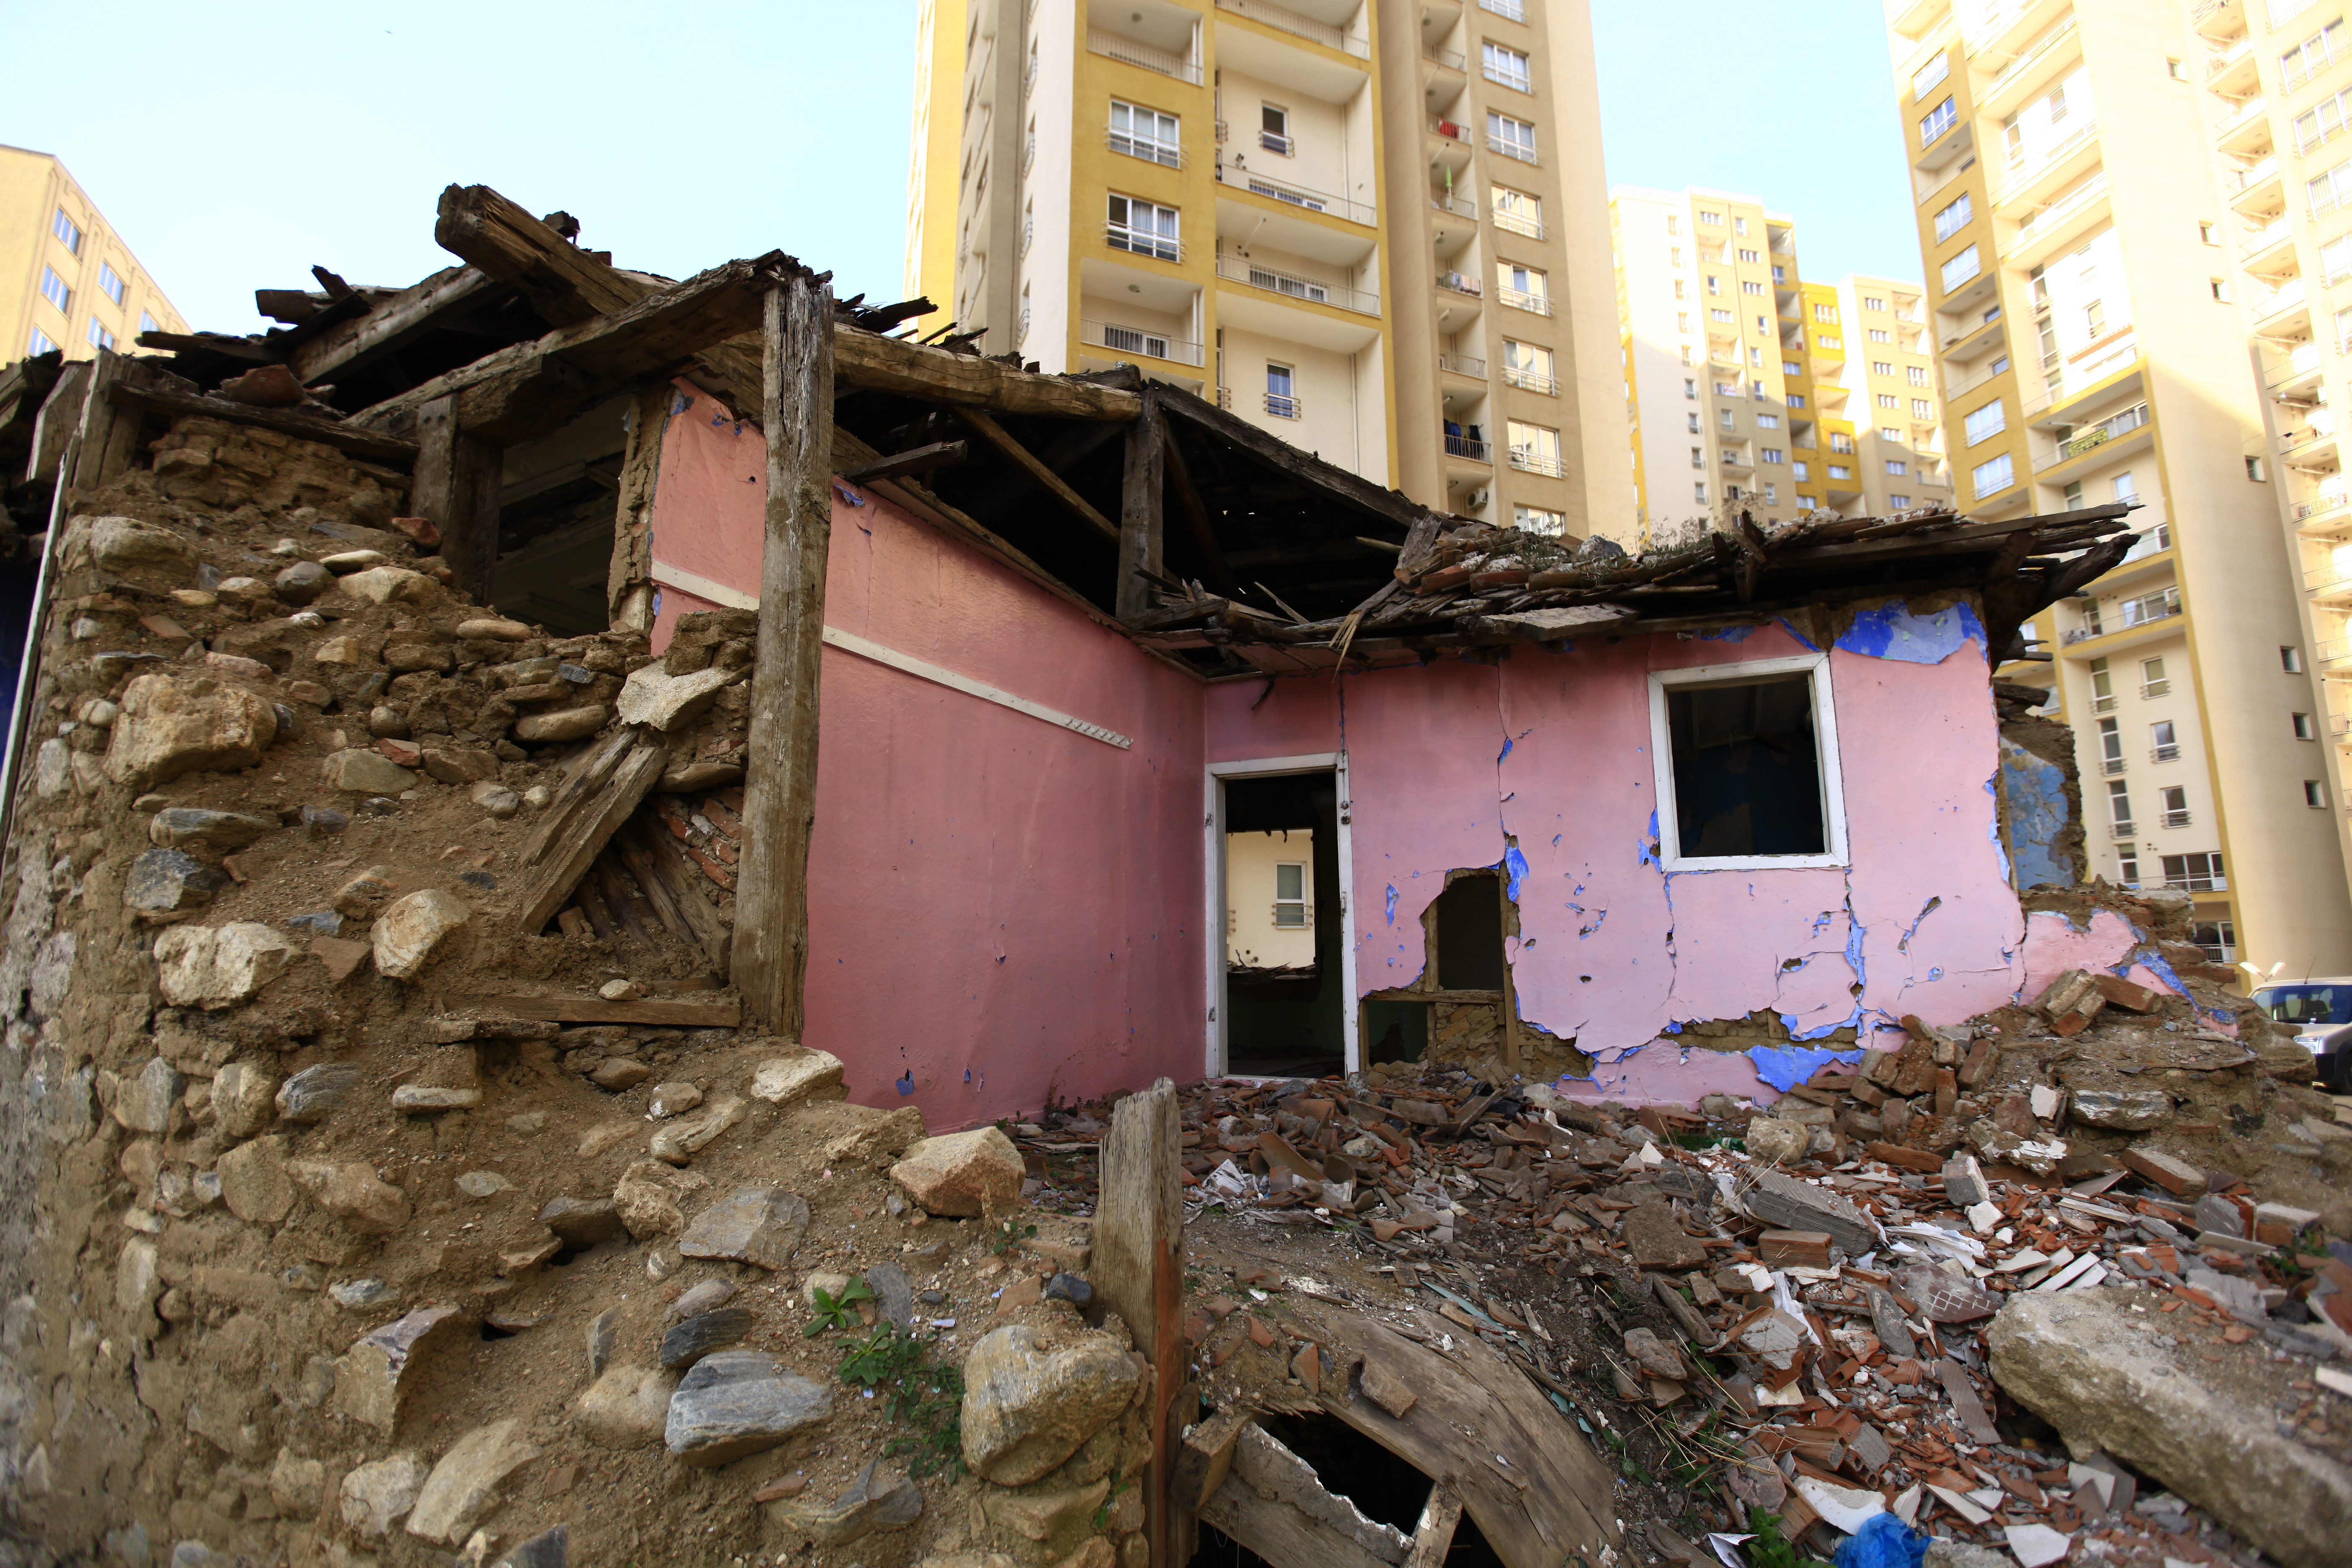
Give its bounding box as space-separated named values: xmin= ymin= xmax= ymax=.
xmin=1223 ymin=771 xmax=1343 ymax=1078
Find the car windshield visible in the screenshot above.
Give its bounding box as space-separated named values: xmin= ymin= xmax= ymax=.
xmin=2255 ymin=984 xmax=2352 ymax=1026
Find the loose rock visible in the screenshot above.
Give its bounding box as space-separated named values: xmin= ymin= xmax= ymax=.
xmin=890 ymin=1126 xmax=1024 ymax=1217
xmin=677 ymin=1187 xmax=810 ymax=1270
xmin=959 ymin=1323 xmax=1141 ymax=1485
xmin=664 ymin=1350 xmax=835 ymax=1467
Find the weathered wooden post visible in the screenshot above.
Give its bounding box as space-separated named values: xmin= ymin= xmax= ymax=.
xmin=1093 ymin=1076 xmax=1186 ymax=1566
xmin=410 ymin=392 xmax=501 ymax=604
xmin=730 ymin=267 xmax=835 ymax=1035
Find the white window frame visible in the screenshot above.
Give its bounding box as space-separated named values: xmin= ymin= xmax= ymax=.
xmin=1647 ymin=653 xmax=1849 ymax=873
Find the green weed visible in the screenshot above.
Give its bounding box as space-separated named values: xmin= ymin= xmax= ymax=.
xmin=837 ymin=1325 xmax=968 ymax=1480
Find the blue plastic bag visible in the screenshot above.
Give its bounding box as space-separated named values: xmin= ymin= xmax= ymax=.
xmin=1832 ymin=1514 xmax=1926 ymax=1568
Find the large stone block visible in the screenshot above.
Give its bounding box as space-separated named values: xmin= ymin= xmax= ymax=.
xmin=677 ymin=1187 xmax=810 ymax=1271
xmin=891 ymin=1127 xmax=1024 ymax=1217
xmin=371 ymin=889 xmax=470 ymax=981
xmin=664 ymin=1350 xmax=833 ymax=1467
xmin=960 ymin=1324 xmax=1141 ymax=1485
xmin=405 ymin=1417 xmax=542 ymax=1545
xmin=107 ymin=674 xmax=277 ymax=788
xmin=154 ymin=923 xmax=295 ymax=1009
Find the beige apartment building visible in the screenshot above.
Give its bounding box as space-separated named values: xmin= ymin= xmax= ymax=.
xmin=1614 ymin=186 xmax=1952 ymax=545
xmin=1 ymin=146 xmax=184 ymax=368
xmin=1883 ymin=0 xmax=2352 ymax=974
xmin=906 ymin=0 xmax=1633 ymax=538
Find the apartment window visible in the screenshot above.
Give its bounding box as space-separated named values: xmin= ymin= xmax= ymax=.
xmin=87 ymin=319 xmax=113 ymax=351
xmin=1710 ymin=307 xmax=1735 ymax=324
xmin=2310 ymin=159 xmax=2352 ymax=218
xmin=1793 ymin=461 xmax=1810 ymax=480
xmin=1720 ymin=407 xmax=1737 ymax=431
xmin=1829 ymin=432 xmax=1854 ymax=454
xmin=1742 ymin=281 xmax=1765 ymax=297
xmin=1106 ymin=194 xmax=1179 ymax=260
xmin=1866 ymin=332 xmax=1889 ymax=348
xmin=2191 ymin=918 xmax=2236 ymax=963
xmin=1271 ymin=861 xmax=1308 ymax=927
xmin=1688 ymin=413 xmax=1702 ymax=433
xmin=27 ymin=328 xmax=57 ymax=357
xmin=1962 ymin=399 xmax=2006 ymax=445
xmin=1482 ymin=41 xmax=1532 ymax=92
xmin=1763 ymin=482 xmax=1779 ymax=504
xmin=1872 ymin=359 xmax=1894 ymax=377
xmin=1514 ymin=504 xmax=1565 ymax=534
xmin=1919 ymin=96 xmax=1957 ymax=147
xmin=2312 ymin=779 xmax=2333 ymax=808
xmin=1671 ymin=246 xmax=1684 ymax=266
xmin=2297 ymin=712 xmax=2319 ymax=739
xmin=1739 ymin=248 xmax=1761 ymax=263
xmin=1913 ymin=52 xmax=1950 ymax=99
xmin=1487 ymin=111 xmax=1538 ymax=162
xmin=1912 ymin=397 xmax=1933 ymax=418
xmin=1827 ymin=463 xmax=1854 ymax=480
xmin=1699 ymin=209 xmax=1723 ymax=226
xmin=1932 ymin=193 xmax=1973 ymax=245
xmin=1507 ymin=420 xmax=1563 ymax=476
xmin=1972 ymin=453 xmax=2015 ymax=497
xmin=1706 ymin=274 xmax=1722 ymax=296
xmin=1504 ymin=263 xmax=1549 ymax=309
xmin=1018 ymin=282 xmax=1031 ymax=346
xmin=1784 ymin=362 xmax=1803 ymax=377
xmin=1259 ymin=103 xmax=1294 ymax=155
xmin=1683 ymin=378 xmax=1697 ymax=399
xmin=1735 ymin=217 xmax=1749 ymax=236
xmin=1877 ymin=393 xmax=1900 ymax=409
xmin=139 ymin=311 xmax=157 ymax=334
xmin=1890 ymin=493 xmax=1911 ymax=508
xmin=52 ymin=207 xmax=81 ymax=255
xmin=1772 ymin=264 xmax=1786 ymax=281
xmin=1678 ymin=312 xmax=1691 ymax=333
xmin=1757 ymin=448 xmax=1783 ymax=464
xmin=1265 ymin=364 xmax=1299 ymax=420
xmin=2097 ymin=717 xmax=2125 ymax=774
xmin=1681 ymin=346 xmax=1696 ymax=365
xmin=2152 ymin=720 xmax=2181 ymax=764
xmin=98 ymin=262 xmax=126 ymax=307
xmin=2324 ymin=234 xmax=2352 ymax=284
xmin=1110 ymin=100 xmax=1182 ymax=166
xmin=1813 ymin=303 xmax=1836 ymax=324
xmin=2210 ymin=277 xmax=2231 ymax=302
xmin=1691 ymin=446 xmax=1705 ymax=469
xmin=2107 ymin=779 xmax=2133 ymax=830
xmin=1885 ymin=459 xmax=1908 ymax=476
xmin=2199 ymin=220 xmax=2218 ymax=245
xmin=2117 ymin=843 xmax=2140 ymax=886
xmin=1493 ymin=186 xmax=1542 ymax=237
xmin=38 ymin=266 xmax=69 ymax=316
xmin=2249 ymin=455 xmax=2269 ymax=480
xmin=2112 ymin=471 xmax=2138 ymax=504
xmin=1818 ymin=333 xmax=1841 ymax=349
xmin=2296 ymin=89 xmax=2352 ymax=153
xmin=2285 ymin=645 xmax=2306 ymax=672
xmin=2282 ymin=18 xmax=2345 ymax=91
xmin=2168 ymin=57 xmax=2189 ymax=80
xmin=1940 ymin=244 xmax=1981 ymax=292
xmin=1667 ymin=215 xmax=1681 ymax=235
xmin=1502 ymin=339 xmax=1555 ymax=392
xmin=1652 ymin=656 xmax=1844 ymax=869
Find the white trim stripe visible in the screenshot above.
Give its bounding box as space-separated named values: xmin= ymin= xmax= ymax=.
xmin=650 ymin=560 xmax=758 ymax=611
xmin=821 ymin=627 xmax=1134 ymax=750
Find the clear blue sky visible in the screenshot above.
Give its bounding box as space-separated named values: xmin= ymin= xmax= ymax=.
xmin=3 ymin=1 xmax=1917 ymax=338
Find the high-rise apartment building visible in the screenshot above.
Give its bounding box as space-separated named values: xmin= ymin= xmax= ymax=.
xmin=905 ymin=0 xmax=1633 ymax=539
xmin=1882 ymin=0 xmax=2352 ymax=973
xmin=2 ymin=146 xmax=184 ymax=368
xmin=1614 ymin=186 xmax=1952 ymax=544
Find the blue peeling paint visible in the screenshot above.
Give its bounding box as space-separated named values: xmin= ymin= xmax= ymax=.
xmin=1504 ymin=843 xmax=1530 ymax=901
xmin=1776 ymin=617 xmax=1821 ymax=651
xmin=895 ymin=1071 xmax=916 ymax=1096
xmin=833 ymin=480 xmax=869 ymax=507
xmin=1695 ymin=624 xmax=1758 ymax=642
xmin=1578 ymin=910 xmax=1608 ymax=939
xmin=1639 ymin=812 xmax=1662 ymax=871
xmin=1385 ymin=884 xmax=1398 ymax=924
xmin=1998 ymin=741 xmax=2075 ymax=889
xmin=1498 ymin=736 xmax=1514 ymax=764
xmin=1748 ymin=1044 xmax=1865 ymax=1091
xmin=1834 ymin=601 xmax=1987 ymax=664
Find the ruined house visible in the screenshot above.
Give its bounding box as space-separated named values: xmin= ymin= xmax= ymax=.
xmin=0 ymin=186 xmax=2161 ymax=1563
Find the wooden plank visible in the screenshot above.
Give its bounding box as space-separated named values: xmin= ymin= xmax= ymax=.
xmin=444 ymin=992 xmax=741 ymax=1027
xmin=69 ymin=351 xmax=144 ymax=495
xmin=1094 ymin=1079 xmax=1185 ymax=1568
xmin=411 ymin=393 xmax=501 ymax=604
xmin=608 ymin=383 xmax=672 ymax=632
xmin=134 ymin=331 xmax=281 ymax=362
xmin=516 ymin=740 xmax=668 ymax=931
xmin=622 ymin=820 xmax=734 ymax=973
xmin=289 ymin=265 xmax=504 ymax=385
xmin=839 ymin=331 xmax=1140 ymax=420
xmin=1319 ymin=1320 xmax=1618 ymax=1568
xmin=1160 ymin=388 xmax=1433 ymax=538
xmin=955 ymin=406 xmax=1119 ymax=544
xmin=106 ymin=381 xmax=420 ymax=467
xmin=26 ymin=360 xmax=89 ymax=485
xmin=731 ymin=273 xmax=835 ymax=1035
xmin=1402 ymin=1488 xmax=1464 ymax=1568
xmin=1199 ymin=1471 xmax=1396 ymax=1568
xmin=522 ymin=727 xmax=641 ymax=867
xmin=1118 ymin=395 xmax=1166 ymax=618
xmin=838 ymin=438 xmax=967 ymax=484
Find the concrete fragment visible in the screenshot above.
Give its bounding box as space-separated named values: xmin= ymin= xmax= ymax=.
xmin=1941 ymin=1153 xmax=1989 ymax=1207
xmin=2068 ymin=1089 xmax=2171 ymax=1131
xmin=405 ymin=1417 xmax=543 ymax=1545
xmin=613 ymin=1160 xmax=692 ymax=1238
xmin=372 ymin=888 xmax=470 ymax=981
xmin=750 ymin=1050 xmax=844 ymax=1106
xmin=288 ymin=1159 xmax=411 ymax=1233
xmin=616 ymin=663 xmax=739 ymax=732
xmin=1966 ymin=1119 xmax=2068 ymax=1176
xmin=512 ymin=705 xmax=608 ymax=743
xmin=576 ymin=1364 xmax=674 ymax=1448
xmin=154 ymin=922 xmax=295 ymax=1008
xmin=1620 ymin=1203 xmax=1710 ymax=1269
xmin=1738 ymin=1167 xmax=1878 ymax=1254
xmin=959 ymin=1323 xmax=1141 ymax=1485
xmin=664 ymin=1350 xmax=835 ymax=1467
xmin=216 ymin=1135 xmax=295 ymax=1225
xmin=890 ymin=1126 xmax=1024 ymax=1217
xmin=1988 ymin=1289 xmax=2351 ymax=1568
xmin=339 ymin=1452 xmax=429 ymax=1538
xmin=677 ymin=1187 xmax=809 ymax=1270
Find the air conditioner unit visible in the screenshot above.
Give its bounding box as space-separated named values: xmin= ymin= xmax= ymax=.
xmin=1465 ymin=487 xmax=1491 ymax=510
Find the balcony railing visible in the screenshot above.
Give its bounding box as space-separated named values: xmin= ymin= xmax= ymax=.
xmin=1436 ymin=270 xmax=1482 ymax=297
xmin=2092 ymin=693 xmax=2117 ymax=714
xmin=1087 ymin=33 xmax=1202 ymax=83
xmin=1498 ymin=285 xmax=1552 ymax=316
xmin=1487 ymin=133 xmax=1540 ymax=164
xmin=2141 ymin=679 xmax=2171 ymax=699
xmin=1424 ymin=45 xmax=1465 ymax=70
xmin=2110 ymin=820 xmax=2136 ymax=839
xmin=2160 ymin=808 xmax=2193 ymax=829
xmin=2016 ymin=172 xmax=2109 ymax=245
xmin=1080 ymin=319 xmax=1206 ymax=367
xmin=1445 ymin=433 xmax=1492 ymax=462
xmin=2165 ymin=871 xmax=2227 ymax=892
xmin=2153 ymin=744 xmax=2182 ymax=763
xmin=1216 ymin=162 xmax=1375 ymax=224
xmin=1478 ymin=0 xmax=1525 ymax=19
xmin=1439 ymin=353 xmax=1487 ymax=378
xmin=1502 ymin=366 xmax=1555 ymax=394
xmin=1106 ymin=224 xmax=1182 ymax=263
xmin=2102 ymin=755 xmax=2127 ymax=775
xmin=1214 ymin=253 xmax=1378 ymax=315
xmin=2269 ymin=341 xmax=2323 ymax=388
xmin=1984 ymin=13 xmax=2079 ymax=106
xmin=1431 ymin=116 xmax=1470 ymax=142
xmin=1996 ymin=120 xmax=2100 ymax=205
xmin=1264 ymin=391 xmax=1302 ymax=420
xmin=1431 ymin=192 xmax=1475 ymax=219
xmin=1484 ymin=63 xmax=1532 ymax=93
xmin=2055 ymin=402 xmax=2149 ymax=462
xmin=1216 ymin=0 xmax=1368 ymax=58
xmin=1493 ymin=207 xmax=1544 ymax=240
xmin=2239 ymin=217 xmax=2291 ymax=263
xmin=1510 ymin=446 xmax=1565 ymax=477
xmin=1108 ymin=130 xmax=1184 ymax=168
xmin=2117 ymin=588 xmax=2182 ymax=628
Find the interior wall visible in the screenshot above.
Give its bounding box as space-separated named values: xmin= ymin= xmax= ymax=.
xmin=643 ymin=387 xmax=1207 ymax=1130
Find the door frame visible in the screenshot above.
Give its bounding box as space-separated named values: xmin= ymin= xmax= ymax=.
xmin=1203 ymin=751 xmax=1357 ymax=1079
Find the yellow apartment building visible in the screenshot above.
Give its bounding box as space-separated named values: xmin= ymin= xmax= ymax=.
xmin=905 ymin=0 xmax=1633 ymax=539
xmin=1 ymin=146 xmax=184 ymax=368
xmin=1613 ymin=188 xmax=1950 ymax=546
xmin=1884 ymin=0 xmax=2352 ymax=974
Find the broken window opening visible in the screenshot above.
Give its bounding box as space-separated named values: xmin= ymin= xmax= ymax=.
xmin=1362 ymin=868 xmax=1590 ymax=1081
xmin=489 ymin=393 xmax=632 ymax=636
xmin=1653 ymin=658 xmax=1842 ymax=867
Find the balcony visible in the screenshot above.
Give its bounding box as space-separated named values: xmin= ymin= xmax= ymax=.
xmin=2191 ymin=0 xmax=2246 ymax=41
xmin=1440 ymin=353 xmax=1487 ymax=378
xmin=2212 ymin=94 xmax=2271 ymax=157
xmin=1436 ymin=269 xmax=1482 ymax=298
xmin=1429 ymin=115 xmax=1471 ymax=142
xmin=2295 ymin=482 xmax=2352 ymax=534
xmin=1106 ymin=223 xmax=1183 ymax=263
xmin=2153 ymin=744 xmax=2183 ymax=764
xmin=2252 ymin=279 xmax=2311 ymax=341
xmin=2164 ymin=870 xmax=2226 ymax=893
xmin=2304 ymin=564 xmax=2352 ymax=604
xmin=1431 ymin=191 xmax=1475 ymax=220
xmin=1215 ymin=0 xmax=1368 ymax=59
xmin=1080 ymin=318 xmax=1206 ymax=367
xmin=1087 ymin=33 xmax=1202 ymax=84
xmin=1215 ymin=162 xmax=1376 ymax=226
xmin=1493 ymin=207 xmax=1545 ymax=240
xmin=2205 ymin=36 xmax=2259 ymax=96
xmin=1980 ymin=13 xmax=2081 ymax=120
xmin=2268 ymin=340 xmax=2324 ymax=398
xmin=2226 ymin=155 xmax=2284 ymax=216
xmin=1501 ymin=365 xmax=1555 ymax=394
xmin=2239 ymin=217 xmax=2294 ymax=270
xmin=2010 ymin=173 xmax=2111 ymax=269
xmin=1424 ymin=44 xmax=1466 ymax=71
xmin=2052 ymin=401 xmax=2150 ymax=464
xmin=2102 ymin=755 xmax=2127 ymax=776
xmin=1215 ymin=254 xmax=1378 ymax=315
xmin=1445 ymin=432 xmax=1492 ymax=462
xmin=2117 ymin=588 xmax=2183 ymax=630
xmin=1510 ymin=446 xmax=1565 ymax=477
xmin=2110 ymin=819 xmax=2136 ymax=839
xmin=1498 ymin=285 xmax=1553 ymax=316
xmin=1995 ymin=120 xmax=2102 ymax=213
xmin=2281 ymin=411 xmax=2340 ymax=471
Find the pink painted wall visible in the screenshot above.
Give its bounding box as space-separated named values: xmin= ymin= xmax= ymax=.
xmin=647 ymin=386 xmax=1207 ymax=1130
xmin=1206 ymin=613 xmax=2038 ymax=1101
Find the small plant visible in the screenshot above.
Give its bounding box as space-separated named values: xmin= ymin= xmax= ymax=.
xmin=988 ymin=1217 xmax=1038 ymax=1256
xmin=837 ymin=1325 xmax=967 ymax=1480
xmin=1093 ymin=1470 xmax=1132 ymax=1530
xmin=804 ymin=1278 xmax=875 ymax=1336
xmin=1740 ymin=1506 xmax=1832 ymax=1568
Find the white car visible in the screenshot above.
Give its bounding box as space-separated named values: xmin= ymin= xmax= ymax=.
xmin=2252 ymin=977 xmax=2352 ymax=1092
